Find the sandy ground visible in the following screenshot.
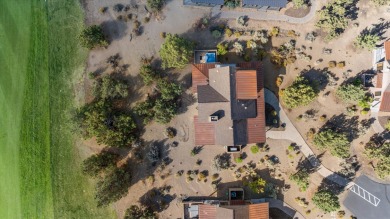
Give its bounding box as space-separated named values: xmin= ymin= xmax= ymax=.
xmin=79 ymin=0 xmax=390 ymax=218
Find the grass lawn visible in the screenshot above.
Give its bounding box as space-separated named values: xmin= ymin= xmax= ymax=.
xmin=0 ymin=0 xmax=115 ymax=218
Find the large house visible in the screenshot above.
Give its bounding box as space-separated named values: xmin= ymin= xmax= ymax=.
xmin=192 ymin=59 xmax=266 ymax=146
xmin=366 ymin=41 xmax=390 ymax=112
xmin=184 ymin=188 xmax=269 ymax=219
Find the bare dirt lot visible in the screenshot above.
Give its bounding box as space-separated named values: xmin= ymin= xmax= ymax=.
xmin=79 ymin=0 xmax=390 ymax=218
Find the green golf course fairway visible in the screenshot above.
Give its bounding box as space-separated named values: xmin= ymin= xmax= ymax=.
xmin=0 ymin=0 xmax=114 ymax=218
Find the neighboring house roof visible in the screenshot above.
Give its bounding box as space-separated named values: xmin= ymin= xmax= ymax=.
xmin=199 ymin=204 xmax=217 ymax=219
xmin=376 ymin=72 xmax=383 ymax=88
xmin=194 ymin=116 xmax=216 ymax=145
xmin=196 ymin=203 xmax=269 ymax=219
xmin=193 ymin=62 xmax=266 ymax=146
xmin=192 ymin=63 xmax=216 ymax=93
xmin=385 ymin=41 xmax=390 ymax=61
xmin=236 ymin=70 xmax=258 ymax=99
xmin=380 ymin=85 xmax=390 ymax=112
xmin=242 ymin=0 xmax=288 ymax=8
xmin=191 ymin=0 xmax=224 ymax=4
xmin=249 ymin=203 xmax=269 ymax=219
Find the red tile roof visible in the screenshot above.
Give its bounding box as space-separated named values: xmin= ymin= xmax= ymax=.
xmin=199 ymin=204 xmax=217 ymax=219
xmin=380 ymin=88 xmax=390 ymax=112
xmin=376 ymin=72 xmax=383 ymax=88
xmin=192 ymin=64 xmax=216 ymax=93
xmin=236 ymin=70 xmax=258 ymax=99
xmin=194 ymin=116 xmax=216 ymax=145
xmin=249 ymin=203 xmax=269 ymax=219
xmin=385 ymin=41 xmax=390 ymax=61
xmin=237 ymin=62 xmax=266 ymax=144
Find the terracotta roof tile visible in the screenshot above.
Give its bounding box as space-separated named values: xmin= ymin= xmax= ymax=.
xmin=194 ymin=116 xmax=216 ymax=145
xmin=236 ymin=70 xmax=258 ymax=99
xmin=380 ymin=87 xmax=390 ymax=112
xmin=249 ymin=203 xmax=269 ymax=219
xmin=237 ymin=62 xmax=266 ymax=144
xmin=385 ymin=41 xmax=390 ymax=61
xmin=199 ymin=205 xmax=217 ymax=219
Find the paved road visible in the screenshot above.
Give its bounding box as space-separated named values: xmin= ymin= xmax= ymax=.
xmin=265 ymin=89 xmax=353 ymax=188
xmin=211 ymin=0 xmax=319 ymax=24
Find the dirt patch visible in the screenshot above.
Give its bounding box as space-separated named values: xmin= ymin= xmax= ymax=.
xmin=284 ymin=6 xmax=311 ymax=18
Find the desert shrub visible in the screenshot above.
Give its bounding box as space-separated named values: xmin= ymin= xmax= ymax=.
xmin=337 ymin=61 xmax=345 ymax=68
xmin=281 ymin=76 xmax=318 ymax=108
xmin=159 ymin=33 xmax=194 ymax=69
xmin=225 ymin=0 xmax=240 ymax=8
xmin=234 ymin=31 xmax=242 ymax=37
xmin=225 ymin=28 xmax=233 ymax=37
xmin=313 ymin=129 xmax=350 ymax=158
xmin=269 ymin=27 xmax=280 ymax=37
xmin=315 ymin=0 xmax=354 ymax=40
xmin=95 ymin=167 xmax=132 ymax=207
xmin=79 ymin=25 xmax=108 ymax=49
xmin=147 ymin=143 xmax=160 ymax=163
xmin=147 ymin=0 xmax=165 ymax=11
xmin=82 ymin=151 xmax=120 ymax=177
xmin=212 ymin=153 xmax=231 ymax=171
xmin=276 ymin=76 xmax=283 ymax=87
xmin=113 ymin=4 xmax=124 ymax=12
xmin=336 ymin=84 xmax=366 ymax=103
xmin=237 ymin=16 xmax=247 ymax=26
xmin=233 ymin=42 xmax=244 ymax=56
xmin=247 ymin=177 xmax=267 ymax=194
xmin=253 ymin=30 xmax=269 ymax=44
xmin=328 ymin=61 xmax=336 ymax=68
xmin=160 ymin=32 xmax=166 ymax=38
xmin=293 ymin=0 xmax=307 ymax=8
xmin=312 ymin=190 xmax=340 ymax=213
xmin=190 ymin=146 xmax=202 ymax=156
xmin=140 ymin=64 xmax=159 ymax=85
xmin=250 ymin=145 xmax=259 ymax=154
xmin=217 ymin=42 xmax=229 ymax=55
xmin=246 ymin=40 xmax=257 ymax=49
xmin=289 ymin=169 xmax=310 ymax=191
xmin=354 ymin=32 xmax=380 ymax=50
xmin=235 ymin=156 xmax=243 ymax=163
xmin=144 ymin=17 xmax=150 ymax=23
xmin=124 ymin=205 xmax=157 ymax=219
xmin=212 ymin=29 xmax=222 ymax=38
xmin=371 ymin=0 xmax=390 ymax=5
xmin=93 ymin=75 xmax=129 ymax=100
xmin=211 ymin=173 xmax=219 ymax=180
xmin=319 ymin=115 xmax=327 ymax=122
xmin=337 ymin=210 xmax=346 ymax=218
xmin=99 ymin=7 xmax=108 ymax=14
xmin=165 ymin=127 xmax=176 ymax=138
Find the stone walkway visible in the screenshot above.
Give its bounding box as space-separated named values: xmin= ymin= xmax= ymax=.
xmin=265 ymin=198 xmax=305 ymax=219
xmin=265 ymin=89 xmax=353 ymax=188
xmin=211 ymin=0 xmax=319 ymax=24
xmin=371 ymin=112 xmax=385 ymax=133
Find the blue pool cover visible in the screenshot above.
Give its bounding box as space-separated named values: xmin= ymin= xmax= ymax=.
xmin=205 ymin=52 xmax=216 ymax=63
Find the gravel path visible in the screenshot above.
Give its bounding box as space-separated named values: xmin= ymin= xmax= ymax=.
xmin=211 ymin=0 xmax=319 ymax=24
xmin=265 ymin=89 xmax=353 ymax=188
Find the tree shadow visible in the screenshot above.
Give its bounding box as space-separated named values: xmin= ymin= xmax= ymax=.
xmin=360 ymin=21 xmax=390 ymax=40
xmin=321 ymin=113 xmax=360 ymax=141
xmin=101 ymin=19 xmax=129 ymax=42
xmin=345 ymin=0 xmax=359 ymax=21
xmin=139 ymin=185 xmax=176 ymax=212
xmin=318 ymin=174 xmax=347 ymax=196
xmin=301 ymin=68 xmax=337 ymax=91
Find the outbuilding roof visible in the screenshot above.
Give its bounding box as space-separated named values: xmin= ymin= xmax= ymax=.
xmin=242 ymin=0 xmax=288 ymax=8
